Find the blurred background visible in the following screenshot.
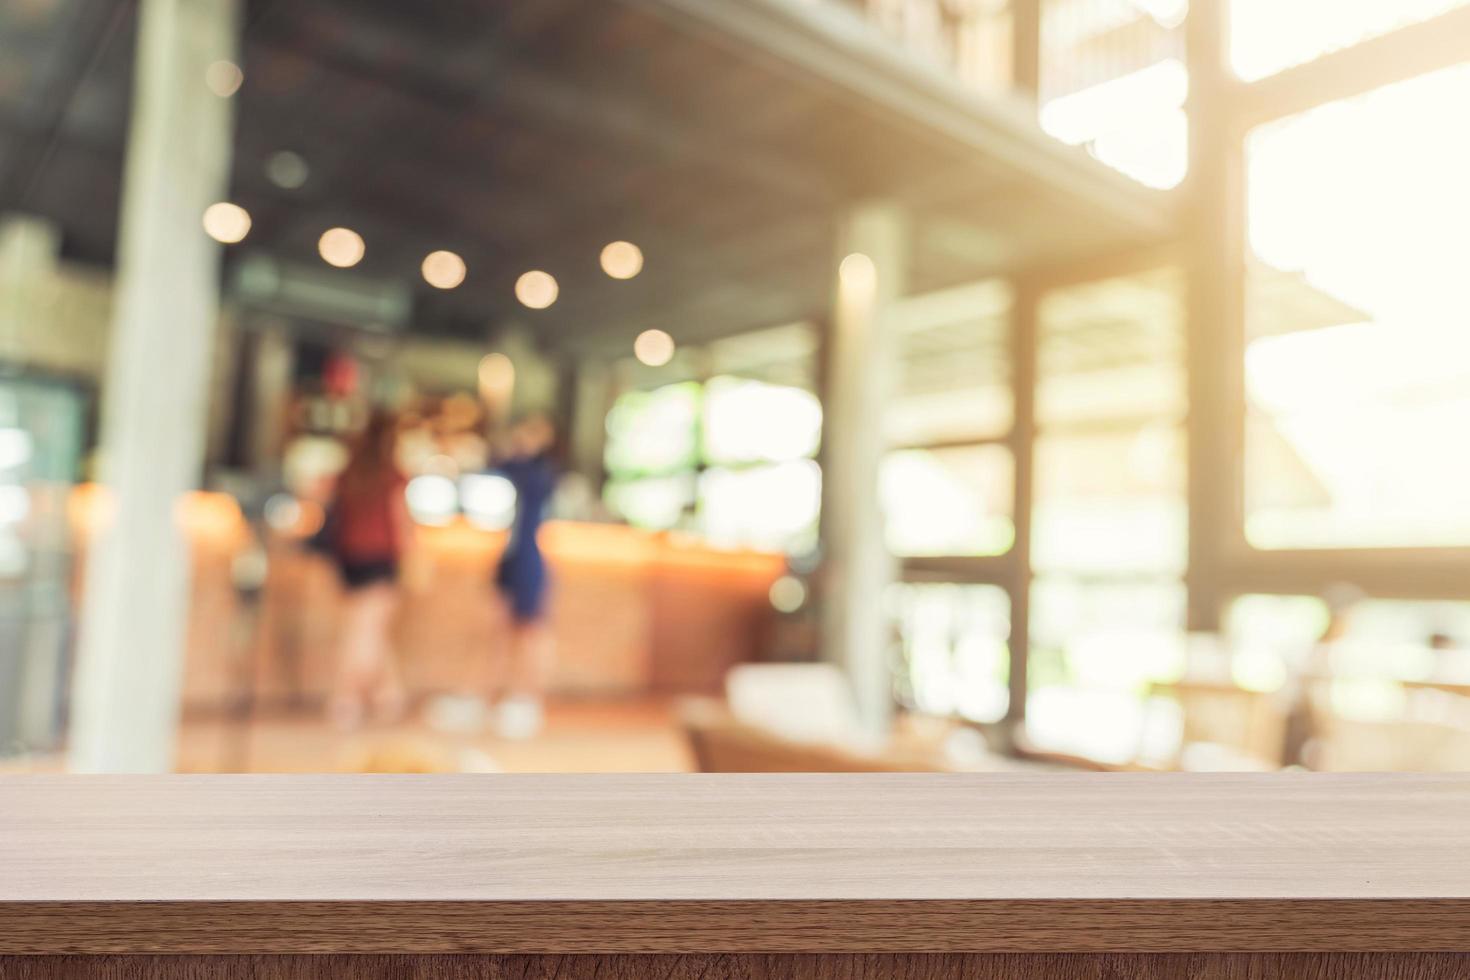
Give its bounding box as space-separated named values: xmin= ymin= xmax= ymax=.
xmin=2 ymin=0 xmax=1469 ymax=775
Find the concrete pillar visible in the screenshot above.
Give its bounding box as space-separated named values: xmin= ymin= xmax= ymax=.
xmin=819 ymin=202 xmax=907 ymax=738
xmin=70 ymin=0 xmax=238 ymax=772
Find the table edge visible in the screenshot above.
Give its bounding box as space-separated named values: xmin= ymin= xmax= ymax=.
xmin=4 ymin=898 xmax=1470 ymax=954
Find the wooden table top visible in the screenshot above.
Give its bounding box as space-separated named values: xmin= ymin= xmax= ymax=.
xmin=3 ymin=773 xmax=1469 ymax=953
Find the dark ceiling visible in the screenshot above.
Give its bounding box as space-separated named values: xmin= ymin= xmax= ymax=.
xmin=0 ymin=0 xmax=1171 ymax=356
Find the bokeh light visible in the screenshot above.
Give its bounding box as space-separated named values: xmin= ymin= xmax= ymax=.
xmin=204 ymin=60 xmax=243 ymax=97
xmin=461 ymin=474 xmax=518 ymax=530
xmin=838 ymin=252 xmax=877 ymax=293
xmin=421 ymin=250 xmax=467 ymax=289
xmin=265 ymin=150 xmax=309 ymax=190
xmin=600 ymin=240 xmax=644 ymax=280
xmin=318 ymin=227 xmax=365 ymax=268
xmin=263 ymin=493 xmax=309 ymax=534
xmin=0 ymin=428 xmax=33 ymax=470
xmin=515 ymin=270 xmax=558 ymax=309
xmin=202 ymin=202 xmax=251 ymax=244
xmin=769 ymin=575 xmax=807 ymax=613
xmin=633 ymin=329 xmax=675 ymax=367
xmin=405 ymin=474 xmax=458 ymax=526
xmin=478 ymin=352 xmax=516 ymax=409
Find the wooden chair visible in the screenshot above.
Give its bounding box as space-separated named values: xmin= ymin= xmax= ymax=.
xmin=678 ymin=698 xmax=951 ymax=773
xmin=1152 ymin=677 xmax=1288 ymax=770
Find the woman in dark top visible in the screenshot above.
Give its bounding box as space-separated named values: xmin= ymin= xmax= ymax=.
xmin=490 ymin=414 xmax=557 ymax=739
xmin=326 ymin=410 xmax=411 ymax=729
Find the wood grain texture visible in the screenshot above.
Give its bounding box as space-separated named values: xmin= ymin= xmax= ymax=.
xmin=5 ymin=899 xmax=1470 ymax=955
xmin=3 ymin=774 xmax=1470 ymax=953
xmin=5 ymin=955 xmax=1470 ymax=980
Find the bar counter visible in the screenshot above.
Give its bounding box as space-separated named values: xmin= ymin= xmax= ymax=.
xmin=2 ymin=774 xmax=1468 ymax=977
xmin=66 ymin=489 xmax=790 ymax=708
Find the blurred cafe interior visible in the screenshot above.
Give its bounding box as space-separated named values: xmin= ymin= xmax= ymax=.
xmin=3 ymin=0 xmax=1470 ymax=775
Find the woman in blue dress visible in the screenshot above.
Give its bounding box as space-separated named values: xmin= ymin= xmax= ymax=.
xmin=490 ymin=413 xmax=557 ymax=739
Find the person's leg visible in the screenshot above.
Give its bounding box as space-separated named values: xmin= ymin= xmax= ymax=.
xmin=329 ymin=580 xmax=397 ymax=730
xmin=482 ymin=589 xmax=514 ymax=706
xmin=329 ymin=586 xmax=372 ymax=729
xmin=493 ymin=596 xmax=553 ymax=739
xmin=505 ymin=617 xmax=554 ymax=700
xmin=365 ymin=584 xmax=405 ymax=722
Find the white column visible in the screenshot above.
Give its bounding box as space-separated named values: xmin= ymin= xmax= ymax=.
xmin=70 ymin=0 xmax=238 ymax=772
xmin=820 ymin=202 xmax=907 ymax=738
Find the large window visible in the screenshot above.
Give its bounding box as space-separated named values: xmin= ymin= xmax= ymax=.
xmin=1039 ymin=0 xmax=1189 ymax=188
xmin=1033 ymin=424 xmax=1184 ymax=575
xmin=698 ymin=461 xmax=822 ymax=554
xmin=883 ymin=279 xmax=1014 ymax=558
xmin=602 ymin=382 xmax=702 ymax=531
xmin=0 ymin=377 xmax=86 ymax=754
xmin=1028 ymin=579 xmax=1186 ymax=761
xmin=1026 ymin=268 xmax=1188 ymax=761
xmin=1243 ymin=65 xmax=1470 ymax=549
xmin=1222 ymin=593 xmax=1327 ymax=692
xmin=603 ymin=376 xmax=822 ymax=553
xmin=882 ymin=445 xmax=1014 ymax=557
xmin=1225 ymin=593 xmax=1470 ymax=724
xmin=890 ymin=582 xmax=1011 ymax=722
xmin=885 ymin=281 xmax=1011 ymax=446
xmin=703 ymin=376 xmax=822 ymax=465
xmin=1230 ymin=0 xmax=1470 ymax=81
xmin=1034 ymin=268 xmax=1187 ymax=575
xmin=882 ymin=280 xmax=1016 ymax=715
xmin=860 ymin=0 xmax=1016 ymax=95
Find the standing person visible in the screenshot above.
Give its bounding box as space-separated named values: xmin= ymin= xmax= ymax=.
xmin=326 ymin=410 xmax=412 ymax=730
xmin=490 ymin=414 xmax=557 ymax=739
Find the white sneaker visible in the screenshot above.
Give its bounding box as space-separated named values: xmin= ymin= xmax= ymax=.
xmin=494 ymin=696 xmax=544 ymax=740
